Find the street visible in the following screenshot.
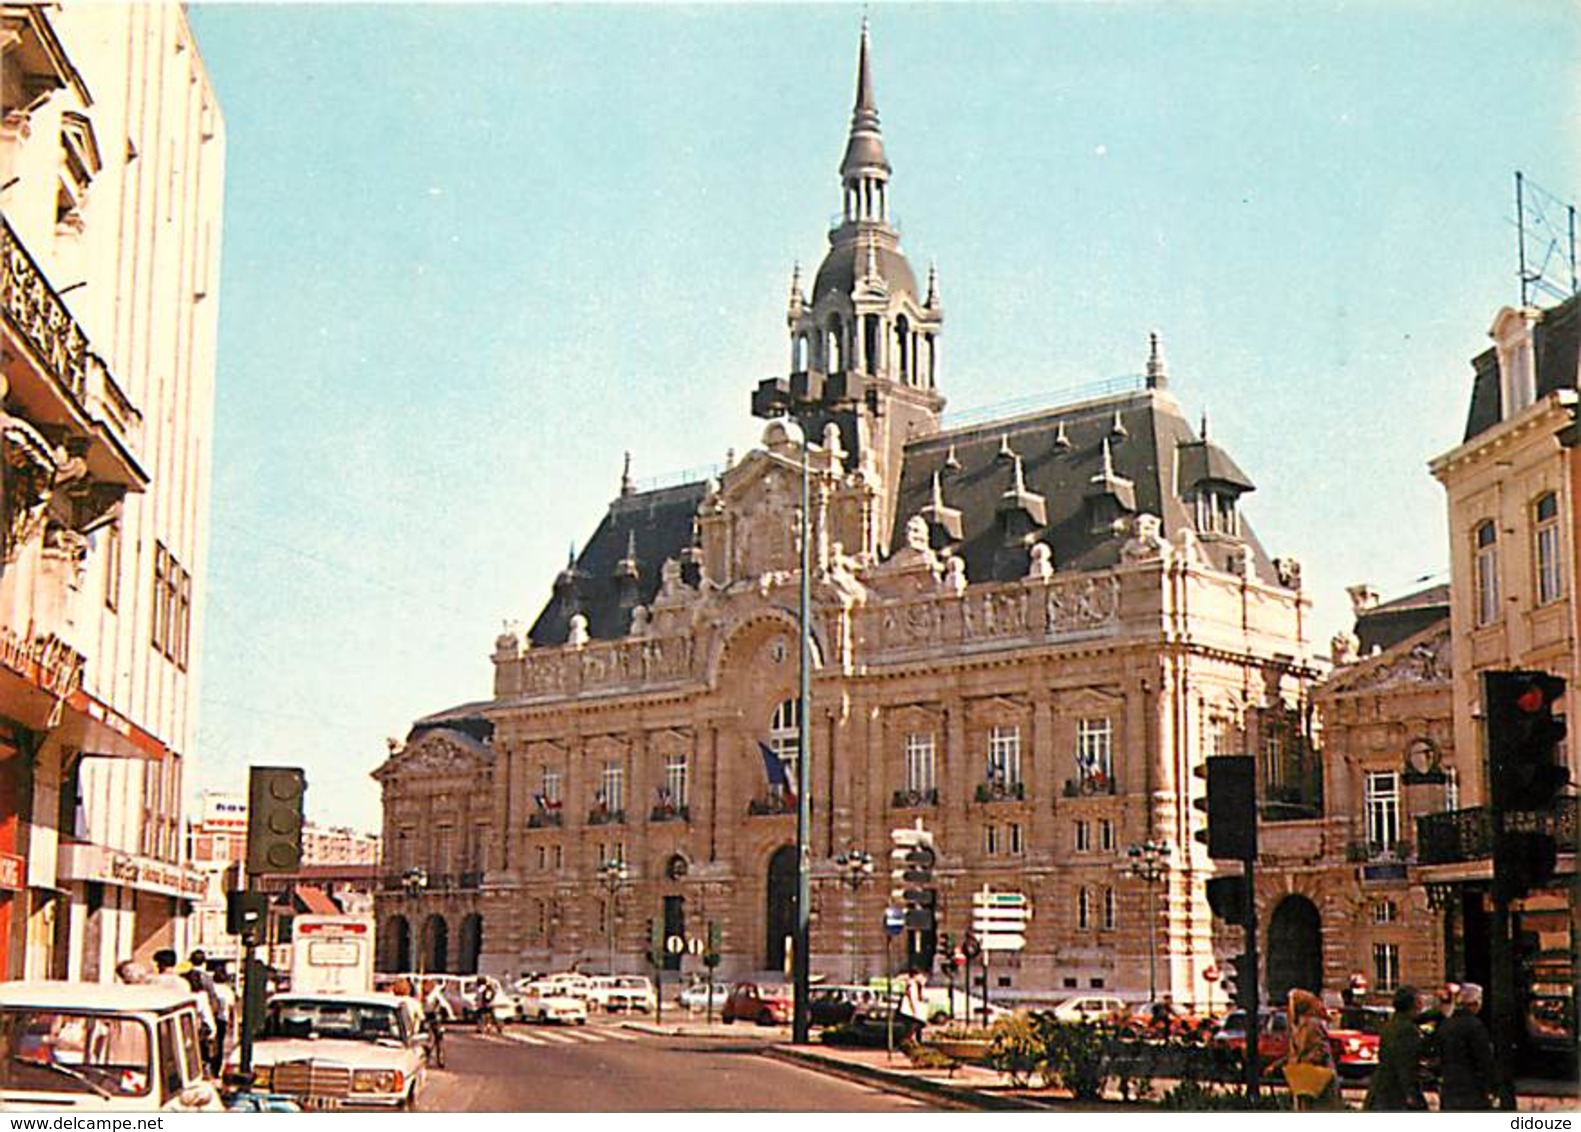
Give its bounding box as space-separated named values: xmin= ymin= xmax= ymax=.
xmin=419 ymin=1024 xmax=938 ymax=1112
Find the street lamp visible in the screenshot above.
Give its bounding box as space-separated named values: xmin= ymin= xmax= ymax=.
xmin=834 ymin=849 xmax=874 ymax=982
xmin=1125 ymin=840 xmax=1171 ymax=1005
xmin=402 ymin=867 xmax=429 ymax=976
xmin=598 ymin=858 xmax=630 ymax=976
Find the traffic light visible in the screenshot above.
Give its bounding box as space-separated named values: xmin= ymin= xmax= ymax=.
xmin=1226 ymin=952 xmax=1256 ymax=1010
xmin=1495 ymin=829 xmax=1560 ymax=903
xmin=1485 ymin=671 xmax=1569 ymax=812
xmin=1205 ymin=875 xmax=1248 ymax=924
xmin=704 ymin=920 xmax=722 ymax=969
xmin=226 ymin=890 xmax=268 ymax=939
xmin=891 ymin=824 xmax=937 ymax=931
xmin=647 ymin=917 xmax=664 ymax=967
xmin=1192 ymin=756 xmax=1257 ymax=860
xmin=246 ymin=766 xmax=305 ymax=875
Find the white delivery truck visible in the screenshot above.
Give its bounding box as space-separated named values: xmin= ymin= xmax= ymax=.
xmin=290 ymin=915 xmax=376 ymax=993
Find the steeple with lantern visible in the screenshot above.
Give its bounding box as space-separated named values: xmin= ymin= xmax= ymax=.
xmin=754 ymin=19 xmax=945 ymax=553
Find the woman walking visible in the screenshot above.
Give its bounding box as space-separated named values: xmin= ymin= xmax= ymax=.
xmin=1271 ymin=988 xmax=1343 ymax=1110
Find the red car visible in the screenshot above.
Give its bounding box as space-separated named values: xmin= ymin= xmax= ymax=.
xmin=1212 ymin=1008 xmax=1381 ymax=1080
xmin=721 ymin=982 xmax=792 ymax=1026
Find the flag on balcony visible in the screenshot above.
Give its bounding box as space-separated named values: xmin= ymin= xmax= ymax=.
xmin=758 ymin=741 xmax=798 ymax=808
xmin=534 ymin=792 xmax=561 ymax=812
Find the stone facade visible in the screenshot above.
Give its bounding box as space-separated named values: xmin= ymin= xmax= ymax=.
xmin=374 ymin=25 xmax=1318 ymax=1006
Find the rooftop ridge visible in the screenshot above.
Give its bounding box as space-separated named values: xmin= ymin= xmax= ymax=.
xmin=924 ymin=378 xmax=1167 ymax=446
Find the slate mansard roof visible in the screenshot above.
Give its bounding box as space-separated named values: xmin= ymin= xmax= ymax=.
xmin=895 ymin=387 xmax=1272 ymax=584
xmin=1463 ymin=293 xmax=1579 ymax=442
xmin=527 ymin=480 xmax=710 ymax=648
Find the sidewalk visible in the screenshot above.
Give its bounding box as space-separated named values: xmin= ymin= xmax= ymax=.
xmin=624 ymin=1017 xmax=1580 ymax=1113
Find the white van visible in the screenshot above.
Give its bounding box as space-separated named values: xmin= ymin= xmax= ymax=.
xmin=291 ymin=915 xmax=375 ymax=994
xmin=0 ymin=981 xmax=223 ymax=1111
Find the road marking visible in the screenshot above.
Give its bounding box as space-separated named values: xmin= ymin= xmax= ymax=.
xmin=504 ymin=1031 xmax=547 ymax=1046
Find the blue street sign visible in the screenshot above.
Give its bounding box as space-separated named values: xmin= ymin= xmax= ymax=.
xmin=883 ymin=906 xmax=904 ymax=936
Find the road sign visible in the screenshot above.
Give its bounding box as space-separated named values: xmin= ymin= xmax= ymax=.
xmin=1204 ymin=967 xmax=1220 ymax=983
xmin=971 ymin=891 xmax=1029 ymax=907
xmin=666 ymin=934 xmax=685 ymax=955
xmin=979 ymin=934 xmax=1027 ymax=952
xmin=687 ymin=937 xmax=704 ymax=955
xmin=883 ymin=906 xmax=904 ymax=937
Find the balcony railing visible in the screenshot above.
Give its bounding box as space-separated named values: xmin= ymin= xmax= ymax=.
xmin=1417 ymin=799 xmax=1577 ymax=866
xmin=749 ymin=794 xmax=797 ymax=817
xmin=527 ymin=811 xmax=564 ymax=829
xmin=458 ymin=871 xmax=482 ymax=890
xmin=587 ymin=808 xmax=625 ymax=826
xmin=2 ymin=214 xmax=88 ymax=404
xmin=892 ymin=788 xmax=939 ymax=809
xmin=1062 ymin=775 xmax=1114 ymax=798
xmin=1262 ymin=774 xmax=1324 ymax=822
xmin=1346 ymin=840 xmax=1413 ymax=864
xmin=650 ymin=804 xmax=690 ymax=824
xmin=976 ymin=780 xmax=1025 ymax=804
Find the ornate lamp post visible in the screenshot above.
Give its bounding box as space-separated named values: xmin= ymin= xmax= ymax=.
xmin=402 ymin=866 xmax=429 ymax=976
xmin=1126 ymin=840 xmax=1171 ymax=1004
xmin=598 ymin=858 xmax=630 ymax=976
xmin=834 ymin=849 xmax=874 ymax=982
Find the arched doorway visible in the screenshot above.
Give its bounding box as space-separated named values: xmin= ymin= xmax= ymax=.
xmin=384 ymin=916 xmax=411 ymax=973
xmin=765 ymin=845 xmax=798 ymax=974
xmin=457 ymin=913 xmax=483 ymax=974
xmin=1266 ymin=895 xmax=1323 ymax=1002
xmin=422 ymin=914 xmax=449 ymax=974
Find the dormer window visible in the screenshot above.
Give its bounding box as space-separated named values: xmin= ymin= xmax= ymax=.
xmin=1491 ymin=307 xmax=1539 ymax=420
xmin=1194 ymin=488 xmax=1240 ymax=537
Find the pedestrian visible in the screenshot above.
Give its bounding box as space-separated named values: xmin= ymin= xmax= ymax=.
xmin=475 ymin=978 xmax=501 ymax=1034
xmin=1364 ymin=985 xmax=1426 ymax=1110
xmin=115 ymin=958 xmax=148 ymax=984
xmin=1437 ymin=983 xmax=1495 ymax=1110
xmin=153 ymin=948 xmax=217 ymax=1052
xmin=187 ymin=949 xmax=226 ymax=1075
xmin=1270 ymin=988 xmax=1342 ymax=1110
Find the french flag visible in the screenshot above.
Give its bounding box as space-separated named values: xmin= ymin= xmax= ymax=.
xmin=758 ymin=742 xmax=798 ymax=808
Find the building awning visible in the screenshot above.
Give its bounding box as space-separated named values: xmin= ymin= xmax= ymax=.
xmin=57 ymin=841 xmax=206 ymax=900
xmin=0 ymin=628 xmax=169 ymax=759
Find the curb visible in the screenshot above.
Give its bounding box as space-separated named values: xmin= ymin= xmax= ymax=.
xmin=763 ymin=1045 xmax=1050 ymax=1111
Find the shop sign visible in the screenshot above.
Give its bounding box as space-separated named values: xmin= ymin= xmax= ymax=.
xmin=0 ymin=852 xmax=22 ymax=891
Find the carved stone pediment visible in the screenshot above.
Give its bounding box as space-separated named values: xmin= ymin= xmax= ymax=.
xmin=1328 ymin=623 xmax=1451 ymax=695
xmin=884 ymin=702 xmax=944 ymax=732
xmin=965 ymin=694 xmax=1027 ymax=724
xmin=1055 ymin=686 xmax=1124 ymax=715
xmin=377 ymin=729 xmax=493 ymax=781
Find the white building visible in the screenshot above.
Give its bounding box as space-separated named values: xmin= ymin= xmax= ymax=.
xmin=0 ymin=4 xmax=224 ymax=980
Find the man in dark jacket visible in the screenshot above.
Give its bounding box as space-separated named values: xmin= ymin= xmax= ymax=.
xmin=1364 ymin=985 xmax=1426 ymax=1110
xmin=1437 ymin=983 xmax=1495 ymax=1110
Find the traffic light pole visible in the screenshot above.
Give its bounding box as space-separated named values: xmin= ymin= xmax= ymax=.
xmin=1242 ymin=859 xmax=1260 ymax=1106
xmin=792 ymin=429 xmax=812 ymax=1046
xmin=1490 ymin=811 xmax=1517 ymax=1110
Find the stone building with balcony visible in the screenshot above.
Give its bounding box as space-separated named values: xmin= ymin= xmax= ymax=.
xmin=1254 ymin=583 xmax=1457 ymax=1004
xmin=373 ymin=24 xmax=1319 ymax=1003
xmin=0 ymin=5 xmax=223 ymax=980
xmin=1419 ymin=292 xmax=1578 ymax=1068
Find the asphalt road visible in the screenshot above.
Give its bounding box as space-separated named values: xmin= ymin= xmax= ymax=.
xmin=420 ymin=1023 xmax=937 ymax=1112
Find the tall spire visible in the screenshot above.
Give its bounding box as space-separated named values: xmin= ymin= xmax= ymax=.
xmin=840 ymin=17 xmax=891 ymax=188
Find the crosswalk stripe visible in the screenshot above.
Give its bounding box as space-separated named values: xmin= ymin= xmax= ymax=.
xmin=505 ymin=1031 xmax=546 ymax=1046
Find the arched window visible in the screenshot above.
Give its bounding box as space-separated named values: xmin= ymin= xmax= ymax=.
xmin=1534 ymin=493 xmax=1563 ymax=605
xmin=767 ymin=699 xmax=801 ymax=802
xmin=1474 ymin=520 xmax=1500 ymax=626
xmin=825 ymin=315 xmax=845 ymax=373
xmin=1102 ymin=887 xmax=1117 ymax=931
xmin=894 ymin=315 xmax=912 ymax=384
xmin=1077 ymin=886 xmax=1091 ymax=931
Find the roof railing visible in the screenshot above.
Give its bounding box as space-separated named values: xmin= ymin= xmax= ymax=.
xmin=941 ymin=374 xmax=1150 ymax=431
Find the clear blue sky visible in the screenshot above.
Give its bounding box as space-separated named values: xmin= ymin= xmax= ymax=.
xmin=184 ymin=2 xmax=1579 ymax=833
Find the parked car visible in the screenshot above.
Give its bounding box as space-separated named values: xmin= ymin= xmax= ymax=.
xmin=677 ymin=982 xmax=731 ymax=1013
xmin=610 ymin=976 xmax=657 ymax=1013
xmin=233 ymin=992 xmax=427 ymax=1110
xmin=516 ymin=985 xmax=589 ymax=1026
xmin=809 ymin=985 xmax=885 ymax=1027
xmin=0 ymin=981 xmax=224 ymax=1112
xmin=1051 ymin=995 xmax=1128 ymax=1024
xmin=721 ymin=983 xmax=792 ymax=1026
xmin=1211 ymin=1008 xmax=1380 ymax=1079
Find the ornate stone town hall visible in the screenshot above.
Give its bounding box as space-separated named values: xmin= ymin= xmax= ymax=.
xmin=373 ymin=26 xmax=1324 ymax=1003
